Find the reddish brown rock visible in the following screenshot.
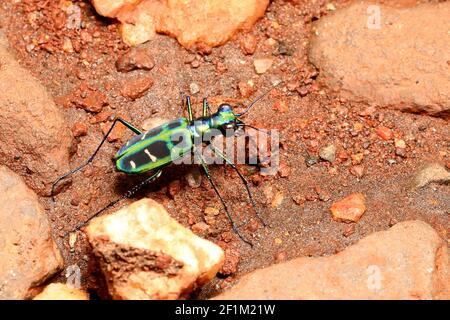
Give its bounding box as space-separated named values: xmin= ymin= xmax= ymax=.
xmin=240 ymin=34 xmax=258 ymax=55
xmin=33 ymin=283 xmax=89 ymax=300
xmin=350 ymin=165 xmax=364 ymax=178
xmin=220 ymin=247 xmax=240 ymax=276
xmin=215 ymin=221 xmax=450 ymax=299
xmin=376 ymin=126 xmax=393 ymax=141
xmin=71 ymin=122 xmax=88 ymax=137
xmin=100 ymin=115 xmax=130 ymax=142
xmin=238 ymin=80 xmax=255 ymax=98
xmin=71 ymin=85 xmax=109 ymax=113
xmin=120 ymin=76 xmax=153 ymax=100
xmin=86 ymin=198 xmax=224 ymax=300
xmin=309 ymin=2 xmax=450 ymax=117
xmin=91 ymin=0 xmax=269 ymax=48
xmin=116 ymin=45 xmax=155 ymax=72
xmin=0 ymin=33 xmax=71 ymax=195
xmin=0 ymin=167 xmax=63 ymax=299
xmin=330 ymin=193 xmax=366 ymax=223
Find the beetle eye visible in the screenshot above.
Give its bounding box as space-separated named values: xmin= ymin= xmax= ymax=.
xmin=218 ymin=104 xmax=232 ymax=112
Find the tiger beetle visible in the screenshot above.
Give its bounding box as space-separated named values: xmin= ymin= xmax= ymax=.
xmin=52 ymin=88 xmax=276 ymax=246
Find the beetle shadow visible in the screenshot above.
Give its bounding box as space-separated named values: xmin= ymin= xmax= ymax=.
xmin=108 ymin=163 xmax=198 ymax=201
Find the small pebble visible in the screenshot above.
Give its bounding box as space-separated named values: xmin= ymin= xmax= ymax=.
xmin=376 ymin=126 xmax=393 ymax=140
xmin=274 ymin=238 xmax=283 ymax=245
xmin=350 ymin=165 xmax=364 ymax=178
xmin=238 ymin=80 xmax=254 ymax=98
xmin=191 ymin=222 xmax=210 ymax=236
xmin=394 ymin=138 xmax=406 ymax=149
xmin=240 ymin=34 xmax=258 ymax=55
xmin=120 ymin=76 xmax=153 ymax=100
xmin=319 ymin=144 xmax=337 ymax=163
xmin=186 ymin=167 xmax=202 ymax=188
xmin=271 ymin=191 xmax=284 ymax=208
xmin=395 ymin=148 xmax=407 ymax=158
xmin=205 ymin=207 xmax=220 ymax=216
xmin=275 ymin=251 xmax=287 ymax=262
xmin=116 ymin=46 xmax=155 ymax=72
xmin=167 ymin=180 xmax=181 ymax=199
xmin=69 ymin=233 xmax=77 ymax=252
xmin=254 ymin=58 xmax=273 ymax=74
xmin=189 ymin=82 xmax=200 ymax=94
xmin=71 ymin=122 xmax=88 ymax=137
xmin=330 ymin=193 xmax=366 ymax=223
xmin=305 ymin=156 xmax=318 ymax=167
xmin=387 ymin=159 xmax=397 ymax=165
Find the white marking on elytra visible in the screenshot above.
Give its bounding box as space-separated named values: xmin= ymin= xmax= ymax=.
xmin=130 ymin=160 xmax=136 ymax=169
xmin=141 ymin=132 xmax=147 ymax=140
xmin=145 ymin=149 xmax=157 ymax=162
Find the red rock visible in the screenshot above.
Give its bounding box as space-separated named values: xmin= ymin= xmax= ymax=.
xmin=120 ymin=76 xmax=153 ymax=100
xmin=278 ymin=162 xmax=291 ymax=177
xmin=86 ymin=198 xmax=224 ymax=299
xmin=71 ymin=122 xmax=88 ymax=137
xmin=240 ymin=34 xmax=258 ymax=55
xmin=101 ymin=118 xmax=127 ymax=142
xmin=167 ymin=180 xmax=181 ymax=198
xmin=215 ymin=61 xmax=228 ymax=74
xmin=330 ymin=193 xmax=366 ymax=223
xmin=0 ymin=34 xmax=71 ymax=196
xmin=90 ymin=110 xmax=114 ymax=124
xmin=116 ymin=45 xmax=155 ymax=72
xmin=0 ymin=167 xmax=63 ymax=299
xmin=91 ymin=0 xmax=269 ymax=48
xmin=338 ymin=150 xmax=349 ymax=160
xmin=350 ymin=165 xmax=364 ymax=178
xmin=292 ymin=194 xmax=306 ymax=205
xmin=72 ymin=86 xmax=108 ymax=113
xmin=245 ymin=218 xmax=260 ymax=232
xmin=376 ymin=126 xmax=393 ymax=140
xmin=275 ymin=251 xmax=287 ymax=262
xmin=238 ymin=81 xmax=254 ymax=98
xmin=309 ymin=3 xmax=450 ymax=117
xmin=215 ymin=221 xmax=450 ymax=299
xmin=220 ymin=247 xmax=240 ymax=276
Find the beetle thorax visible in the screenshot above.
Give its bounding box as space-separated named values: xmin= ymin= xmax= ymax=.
xmin=190 ymin=110 xmax=236 ymax=138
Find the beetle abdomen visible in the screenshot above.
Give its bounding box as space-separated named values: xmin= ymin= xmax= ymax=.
xmin=115 ymin=118 xmax=193 ymax=174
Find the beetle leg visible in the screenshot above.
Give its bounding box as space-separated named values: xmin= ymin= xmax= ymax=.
xmin=196 ymin=152 xmax=253 ymax=247
xmin=209 ymin=145 xmax=266 ymax=227
xmin=186 ymin=96 xmax=193 ymax=122
xmin=63 ymin=169 xmax=163 ymax=237
xmin=51 ymin=118 xmax=142 ymax=200
xmin=202 ymin=98 xmax=211 ymax=117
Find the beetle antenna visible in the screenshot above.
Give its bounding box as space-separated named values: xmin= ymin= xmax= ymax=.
xmin=236 ymin=80 xmax=283 ymax=117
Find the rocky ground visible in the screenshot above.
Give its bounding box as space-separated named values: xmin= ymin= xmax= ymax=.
xmin=0 ymin=0 xmax=448 ymax=299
